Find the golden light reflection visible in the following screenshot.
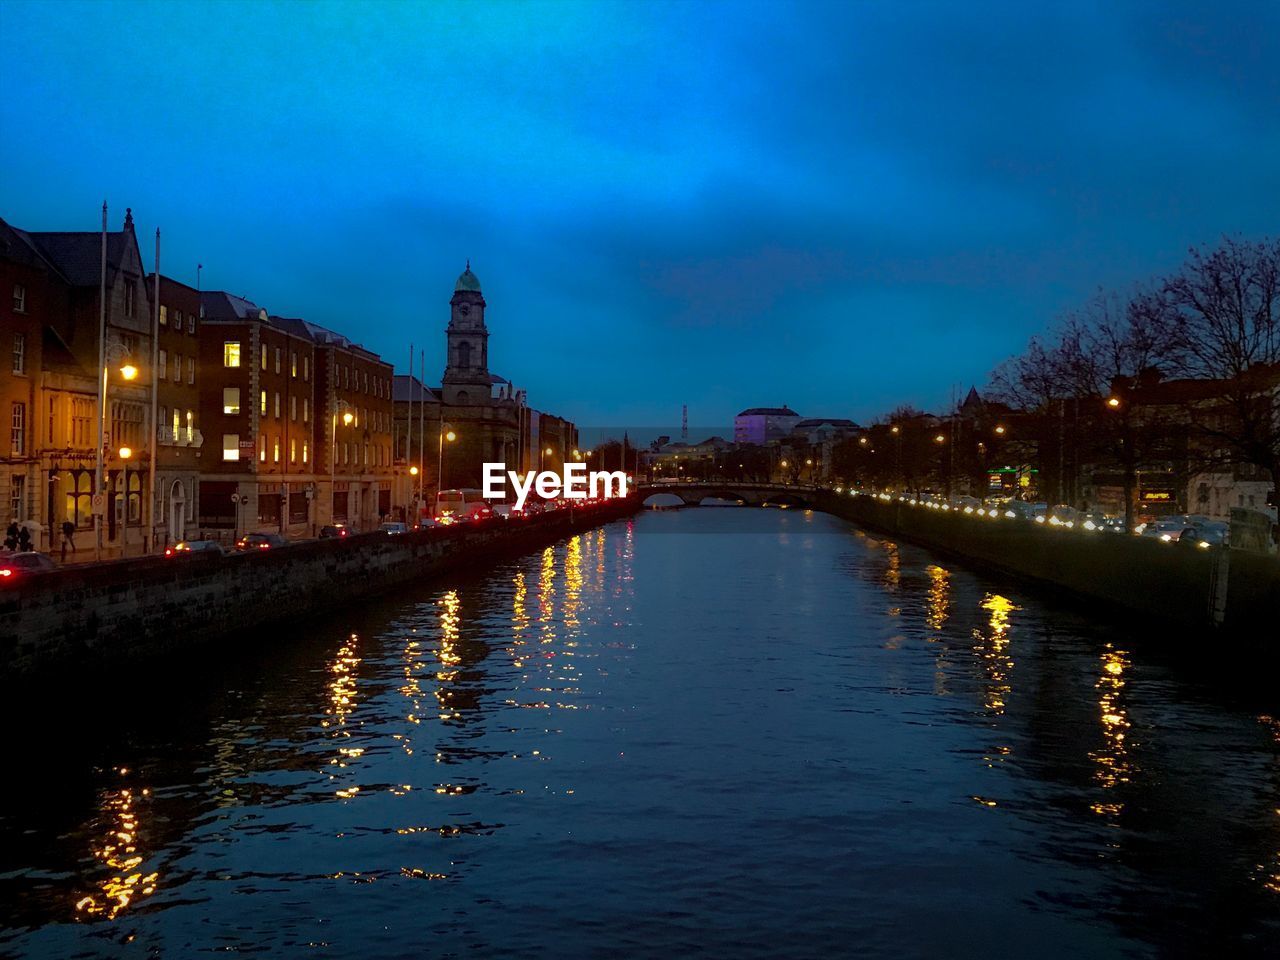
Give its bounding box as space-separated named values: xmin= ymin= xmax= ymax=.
xmin=564 ymin=535 xmax=583 ymax=634
xmin=323 ymin=633 xmax=361 ymax=732
xmin=974 ymin=594 xmax=1016 ymax=715
xmin=434 ymin=591 xmax=462 ymax=722
xmin=538 ymin=546 xmax=557 ymax=644
xmin=925 ymin=564 xmax=950 ymax=632
xmin=1088 ymin=644 xmax=1133 ymax=818
xmin=882 ymin=541 xmax=900 ymax=592
xmin=74 ymin=774 xmax=159 ymax=920
xmin=510 ymin=570 xmax=529 ymax=669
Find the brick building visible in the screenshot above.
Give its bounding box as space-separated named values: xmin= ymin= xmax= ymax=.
xmin=146 ymin=274 xmax=203 ymax=544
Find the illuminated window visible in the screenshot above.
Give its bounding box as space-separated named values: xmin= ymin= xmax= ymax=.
xmin=290 ymin=396 xmax=297 ymax=421
xmin=290 ymin=351 xmax=297 ymax=377
xmin=186 ymin=410 xmax=193 ymax=442
xmin=261 ymin=344 xmax=267 ymax=370
xmin=273 ymin=436 xmax=280 ymax=463
xmin=260 ymin=390 xmax=267 ymax=415
xmin=302 ymin=442 xmax=308 ymax=464
xmin=302 ymin=398 xmax=309 ymax=422
xmin=290 ymin=438 xmax=297 ymax=463
xmin=223 ymin=341 xmax=241 ymax=367
xmin=172 ymin=408 xmax=180 ymax=438
xmin=259 ymin=434 xmax=266 ymax=461
xmin=223 ymin=387 xmax=240 ymax=414
xmin=303 ymin=356 xmax=309 ymax=381
xmin=159 ymin=304 xmax=167 ymax=326
xmin=222 ymin=434 xmax=239 ymax=461
xmin=274 ymin=392 xmax=280 ymax=418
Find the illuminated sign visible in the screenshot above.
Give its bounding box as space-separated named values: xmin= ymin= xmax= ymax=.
xmin=1140 ymin=490 xmax=1174 ymax=502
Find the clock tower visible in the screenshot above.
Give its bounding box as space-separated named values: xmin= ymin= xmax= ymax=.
xmin=441 ymin=262 xmax=490 ymax=405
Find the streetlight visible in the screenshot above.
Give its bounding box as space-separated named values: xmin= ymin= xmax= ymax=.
xmin=935 ymin=434 xmax=945 ymax=444
xmin=95 ymin=338 xmax=139 ymax=561
xmin=331 ymin=400 xmax=354 ymax=528
xmin=437 ymin=425 xmax=457 ymax=510
xmin=994 ymin=424 xmax=1006 ymax=435
xmin=1107 ymin=396 xmax=1121 ymax=408
xmin=118 ymin=446 xmax=132 ymax=556
xmin=541 ymin=445 xmax=553 ymax=470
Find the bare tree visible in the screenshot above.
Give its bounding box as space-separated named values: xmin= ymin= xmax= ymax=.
xmin=1159 ymin=237 xmax=1280 ymax=519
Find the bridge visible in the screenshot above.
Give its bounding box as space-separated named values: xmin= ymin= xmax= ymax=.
xmin=636 ymin=481 xmax=819 ymax=508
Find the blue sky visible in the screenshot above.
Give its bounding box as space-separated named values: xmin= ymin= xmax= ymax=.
xmin=3 ymin=0 xmax=1277 ymax=428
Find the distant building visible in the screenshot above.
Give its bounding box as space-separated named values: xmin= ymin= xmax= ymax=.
xmin=734 ymin=406 xmax=801 ymax=445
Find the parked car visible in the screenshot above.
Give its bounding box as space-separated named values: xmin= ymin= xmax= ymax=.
xmin=379 ymin=521 xmax=408 ymax=535
xmin=319 ymin=524 xmax=349 ymax=539
xmin=165 ymin=539 xmax=226 ymax=557
xmin=0 ymin=551 xmax=58 ymax=580
xmin=1178 ymin=520 xmax=1229 ymax=548
xmin=235 ymin=532 xmax=290 ymax=551
xmin=1138 ymin=518 xmax=1190 ymax=542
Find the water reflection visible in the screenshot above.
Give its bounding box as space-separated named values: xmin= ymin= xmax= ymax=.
xmin=74 ymin=772 xmax=159 ymax=920
xmin=2 ymin=510 xmax=1278 ymax=958
xmin=1090 ymin=644 xmax=1133 ymax=819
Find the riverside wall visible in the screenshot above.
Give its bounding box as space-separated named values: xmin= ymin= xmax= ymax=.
xmin=812 ymin=490 xmax=1278 ymax=644
xmin=1 ymin=499 xmax=640 ymax=677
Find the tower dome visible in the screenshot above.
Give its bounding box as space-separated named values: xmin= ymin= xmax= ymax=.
xmin=454 ymin=261 xmax=481 ymax=293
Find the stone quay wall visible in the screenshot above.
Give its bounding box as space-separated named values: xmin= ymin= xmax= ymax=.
xmin=812 ymin=490 xmax=1279 ymax=645
xmin=2 ymin=499 xmax=640 ymax=677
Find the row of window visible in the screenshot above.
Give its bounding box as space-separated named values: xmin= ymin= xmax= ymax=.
xmin=12 ymin=333 xmax=24 ymax=374
xmin=158 ymin=304 xmax=198 ymax=334
xmin=157 ymin=350 xmax=196 ymax=385
xmin=218 ymin=434 xmax=393 ymax=468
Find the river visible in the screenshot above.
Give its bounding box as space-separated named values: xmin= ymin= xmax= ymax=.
xmin=1 ymin=506 xmax=1277 ymax=957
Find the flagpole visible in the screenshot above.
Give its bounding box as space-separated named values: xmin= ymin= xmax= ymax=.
xmin=406 ymin=341 xmax=413 ymax=521
xmin=146 ymin=228 xmax=160 ymax=554
xmin=418 ymin=349 xmax=426 ymax=507
xmin=95 ymin=202 xmax=107 ymax=562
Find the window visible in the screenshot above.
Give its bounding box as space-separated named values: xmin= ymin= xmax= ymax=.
xmin=187 ymin=357 xmax=194 ymax=384
xmin=343 ymin=366 xmax=349 ymax=388
xmin=259 ymin=435 xmax=267 ymax=461
xmin=12 ymin=333 xmax=25 ymax=374
xmin=274 ymin=392 xmax=280 ymax=418
xmin=174 ymin=310 xmax=183 ymax=330
xmin=187 ymin=313 xmax=196 ymax=334
xmin=260 ymin=390 xmax=267 ymax=416
xmin=72 ymin=398 xmax=92 ymax=447
xmin=273 ymin=436 xmax=280 ymax=463
xmin=224 ymin=341 xmax=241 ymax=367
xmin=160 ymin=406 xmax=168 ymax=436
xmin=172 ymin=408 xmax=180 ymax=438
xmin=290 ymin=438 xmax=297 ymax=463
xmin=173 ymin=353 xmax=182 ymax=383
xmin=185 ymin=409 xmax=194 ymax=442
xmin=159 ymin=304 xmax=167 ymax=326
xmin=261 ymin=344 xmax=268 ymax=370
xmin=158 ymin=349 xmax=167 ymax=380
xmin=290 ymin=396 xmax=297 ymax=421
xmin=222 ymin=434 xmax=239 ymax=461
xmin=10 ymin=402 xmax=25 ymax=455
xmin=47 ymin=395 xmax=56 ymax=445
xmin=223 ymin=387 xmax=241 ymax=414
xmin=343 ymin=441 xmax=349 ymax=465
xmin=303 ymin=398 xmax=309 ymax=422
xmin=10 ymin=476 xmax=24 ymax=521
xmin=363 ymin=371 xmax=368 ymax=393
xmin=302 ymin=442 xmax=308 ymax=464
xmin=124 ymin=281 xmax=135 ymax=317
xmin=458 ymin=341 xmax=471 ymax=368
xmin=303 ymin=356 xmax=309 ymax=381
xmin=290 ymin=351 xmax=297 ymax=377
xmin=274 ymin=347 xmax=281 ymax=374
xmin=12 ymin=284 xmax=26 ymax=313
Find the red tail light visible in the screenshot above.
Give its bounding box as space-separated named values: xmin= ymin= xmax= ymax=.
xmin=0 ymin=568 xmax=12 ymax=578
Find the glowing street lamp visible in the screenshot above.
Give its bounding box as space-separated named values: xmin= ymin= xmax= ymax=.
xmin=935 ymin=434 xmax=946 ymax=444
xmin=119 ymin=362 xmax=138 ymax=381
xmin=330 ymin=400 xmax=355 ymax=527
xmin=994 ymin=424 xmax=1006 ymax=435
xmin=1107 ymin=396 xmax=1121 ymax=408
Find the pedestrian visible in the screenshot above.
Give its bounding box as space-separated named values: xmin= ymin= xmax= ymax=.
xmin=17 ymin=525 xmax=32 ymax=552
xmin=4 ymin=521 xmax=17 ymax=552
xmin=61 ymin=519 xmax=75 ymax=561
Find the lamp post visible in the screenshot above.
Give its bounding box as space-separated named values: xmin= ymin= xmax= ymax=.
xmin=117 ymin=446 xmax=133 ymax=555
xmin=331 ymin=400 xmax=354 ymax=528
xmin=96 ymin=340 xmax=138 ymax=560
xmin=409 ymin=465 xmax=419 ymax=525
xmin=437 ymin=425 xmax=456 ymax=514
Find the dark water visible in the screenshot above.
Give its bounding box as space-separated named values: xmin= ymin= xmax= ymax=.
xmin=2 ymin=507 xmax=1278 ymax=958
